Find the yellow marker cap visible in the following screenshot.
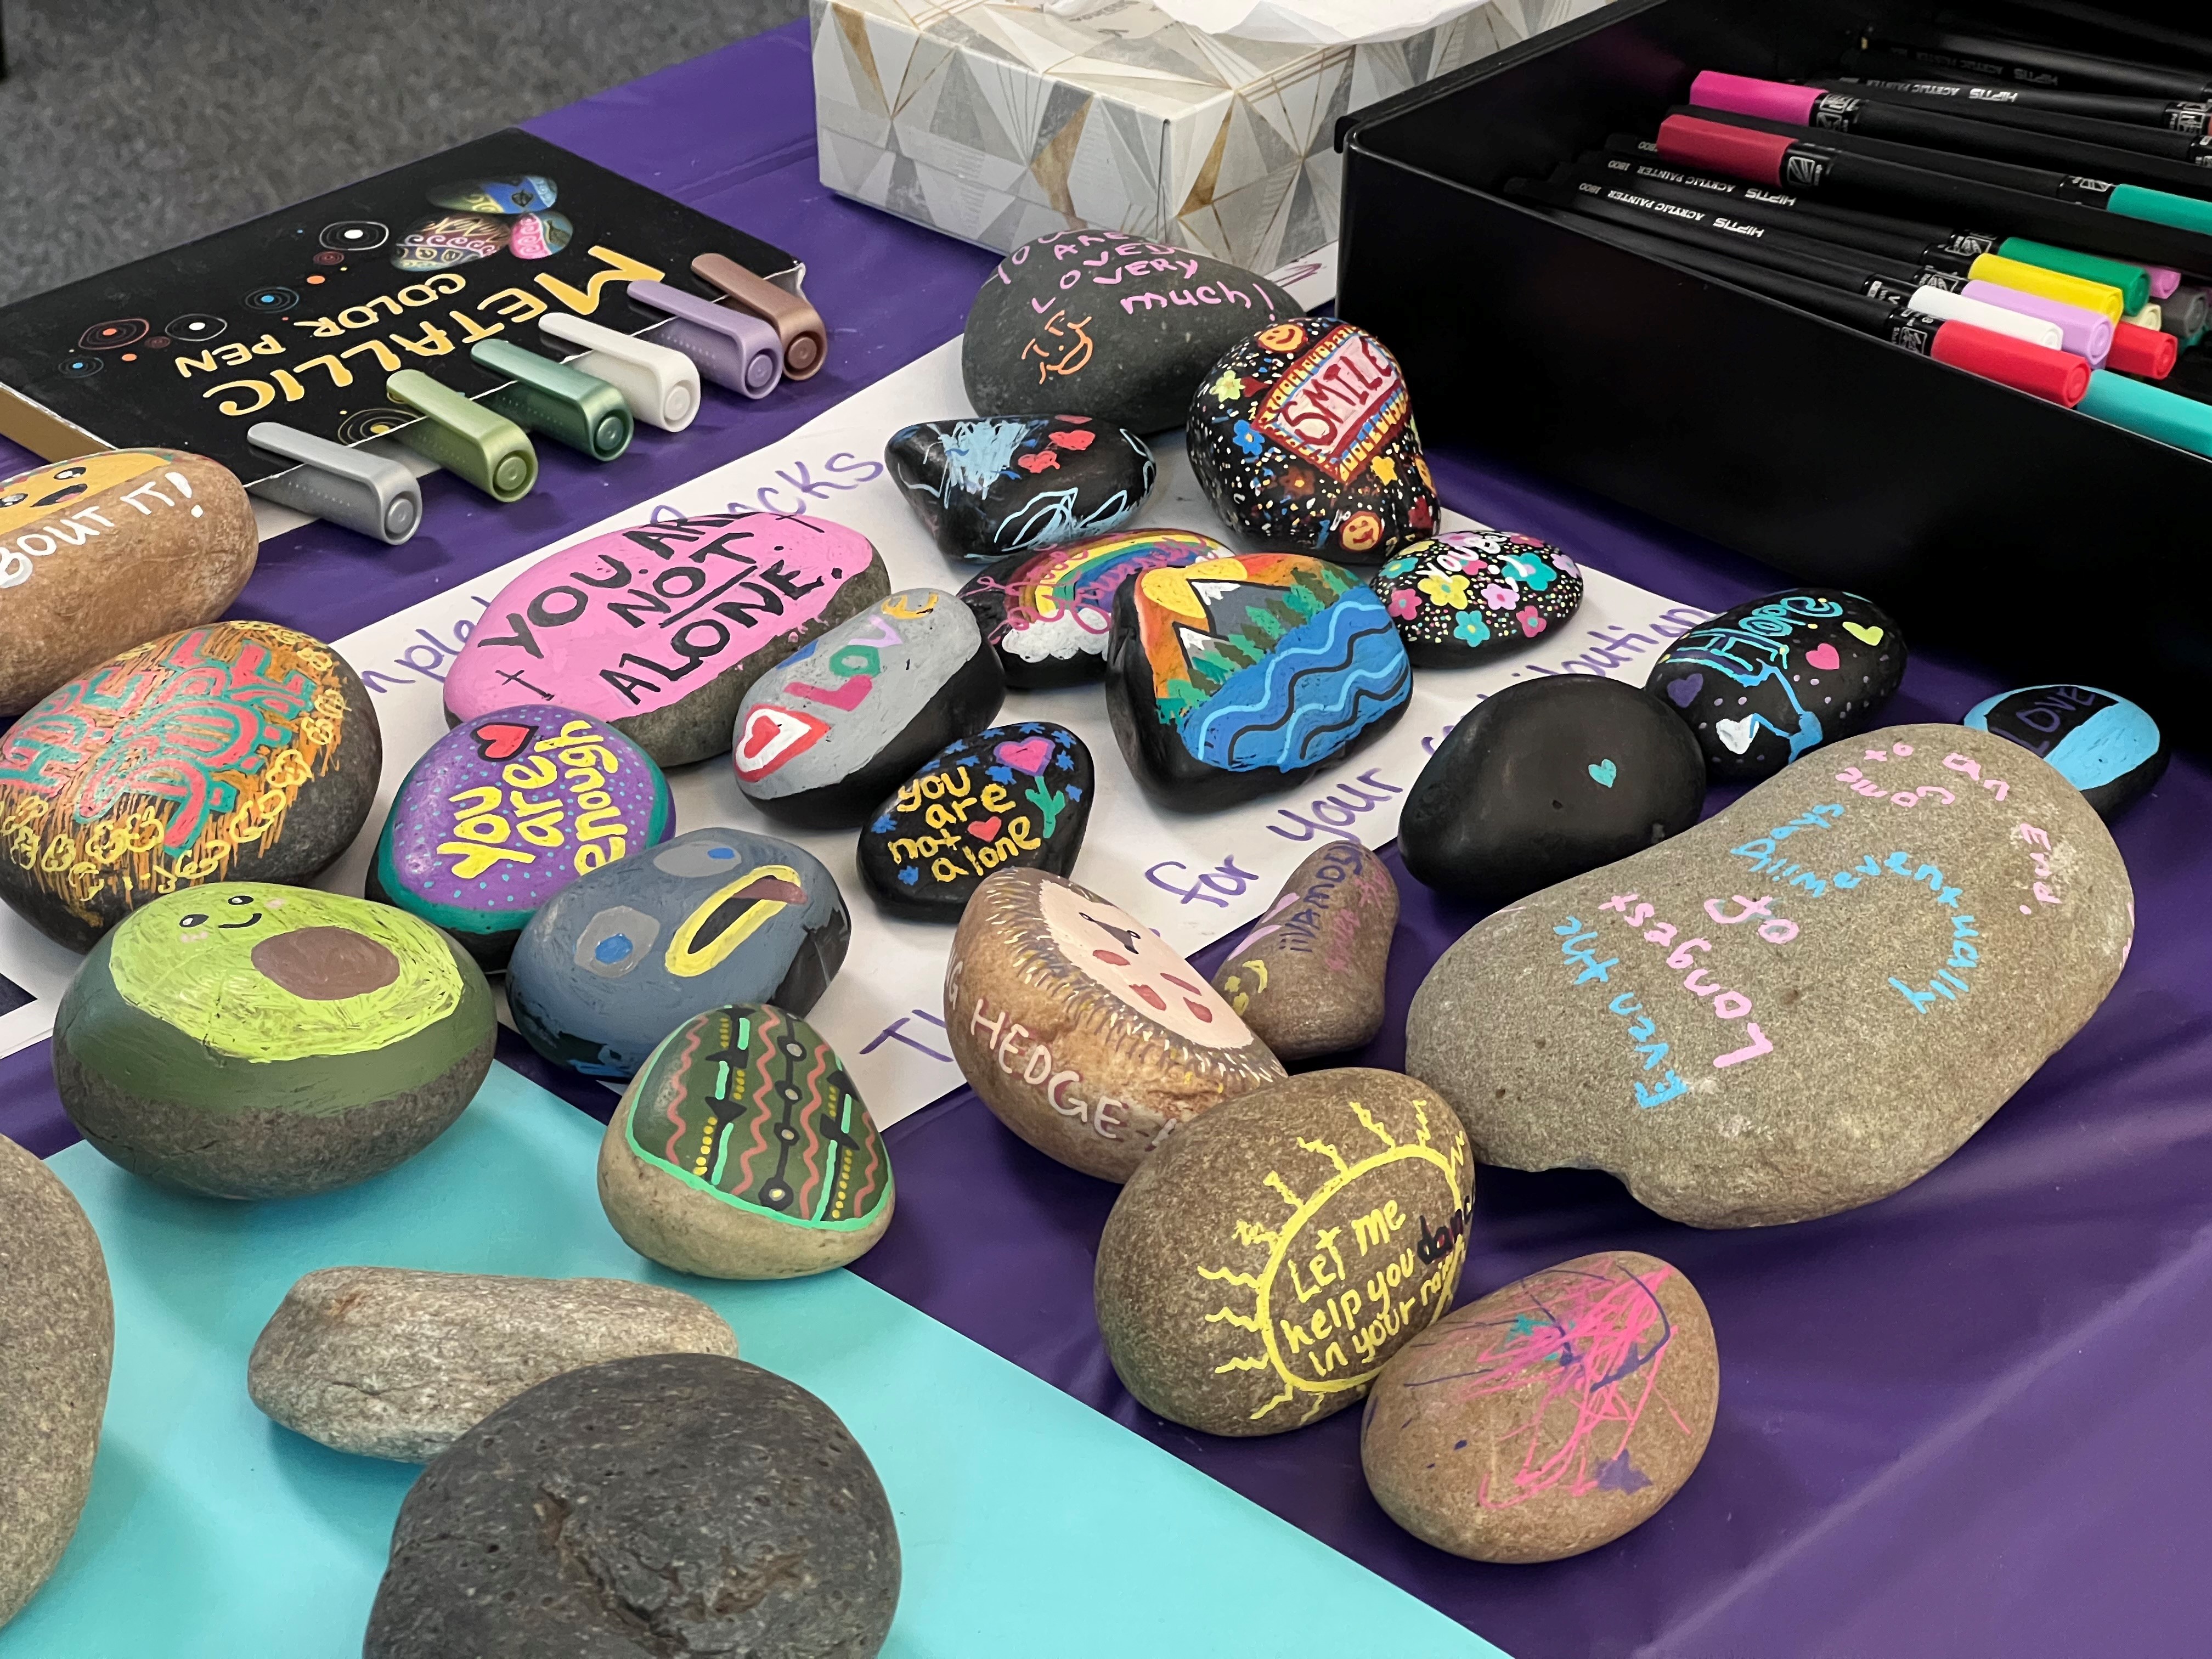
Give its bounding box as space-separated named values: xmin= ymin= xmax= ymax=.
xmin=1967 ymin=253 xmax=2125 ymax=324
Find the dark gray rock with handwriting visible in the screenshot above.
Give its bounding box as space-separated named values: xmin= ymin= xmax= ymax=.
xmin=1405 ymin=725 xmax=2132 ymax=1227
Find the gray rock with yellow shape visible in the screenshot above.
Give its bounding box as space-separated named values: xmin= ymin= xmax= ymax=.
xmin=600 ymin=1003 xmax=895 ymax=1278
xmin=0 ymin=1135 xmax=113 ymax=1628
xmin=1406 ymin=723 xmax=2135 ymax=1227
xmin=1212 ymin=840 xmax=1398 ymax=1060
xmin=1093 ymin=1068 xmax=1473 ymax=1436
xmin=53 ymin=883 xmax=495 ymax=1198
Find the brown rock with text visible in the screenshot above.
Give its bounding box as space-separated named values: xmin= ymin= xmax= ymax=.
xmin=1212 ymin=840 xmax=1398 ymax=1060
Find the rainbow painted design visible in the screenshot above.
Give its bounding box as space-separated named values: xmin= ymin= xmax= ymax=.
xmin=624 ymin=1004 xmax=890 ymax=1229
xmin=959 ymin=529 xmax=1221 ymax=684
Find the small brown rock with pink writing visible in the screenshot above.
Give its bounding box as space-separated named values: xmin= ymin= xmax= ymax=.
xmin=1214 ymin=840 xmax=1398 ymax=1060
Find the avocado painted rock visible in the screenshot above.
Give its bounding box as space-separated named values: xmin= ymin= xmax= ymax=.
xmin=1400 ymin=676 xmax=1707 ymax=909
xmin=887 ymin=414 xmax=1156 ymax=562
xmin=0 ymin=621 xmax=382 ymax=952
xmin=1187 ymin=319 xmax=1437 ymax=564
xmin=1362 ymin=1251 xmax=1718 ymax=1562
xmin=1368 ymin=529 xmax=1584 ymax=665
xmin=247 ymin=1266 xmax=738 ymax=1462
xmin=858 ymin=722 xmax=1093 ymax=921
xmin=363 ymin=1354 xmax=899 ymax=1659
xmin=1406 ymin=724 xmax=2134 ymax=1227
xmin=1965 ymin=684 xmax=2168 ymax=821
xmin=733 ymin=588 xmax=1005 ymax=830
xmin=2 ymin=449 xmax=258 ymax=716
xmin=962 ymin=229 xmax=1300 ymax=433
xmin=1645 ymin=589 xmax=1906 ymax=782
xmin=945 ymin=868 xmax=1285 ymax=1181
xmin=443 ymin=511 xmax=890 ymax=767
xmin=959 ymin=528 xmax=1223 ymax=687
xmin=368 ymin=707 xmax=674 ymax=968
xmin=53 ymin=884 xmax=495 ymax=1198
xmin=0 ymin=1135 xmax=112 ymax=1628
xmin=1094 ymin=1068 xmax=1472 ymax=1437
xmin=600 ymin=1004 xmax=894 ymax=1278
xmin=1105 ymin=552 xmax=1412 ymax=812
xmin=507 ymin=827 xmax=849 ymax=1079
xmin=1211 ymin=840 xmax=1398 ymax=1060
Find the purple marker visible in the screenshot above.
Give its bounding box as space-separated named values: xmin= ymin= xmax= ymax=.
xmin=628 ymin=280 xmax=784 ymax=398
xmin=1961 ymin=280 xmax=2114 ymax=366
xmin=2147 ymin=265 xmax=2183 ymax=301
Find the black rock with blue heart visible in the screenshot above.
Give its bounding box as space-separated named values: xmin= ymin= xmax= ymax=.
xmin=1645 ymin=589 xmax=1905 ymax=782
xmin=1399 ymin=676 xmax=1706 ymax=906
xmin=885 ymin=415 xmax=1156 ymax=563
xmin=856 ymin=723 xmax=1094 ymax=921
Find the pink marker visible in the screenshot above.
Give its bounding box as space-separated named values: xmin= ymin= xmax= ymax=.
xmin=1690 ymin=71 xmax=1822 ymax=125
xmin=2146 ymin=265 xmax=2183 ymax=301
xmin=1959 ymin=280 xmax=2114 ymax=368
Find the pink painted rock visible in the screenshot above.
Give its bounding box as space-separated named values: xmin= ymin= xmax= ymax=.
xmin=1212 ymin=840 xmax=1398 ymax=1060
xmin=443 ymin=512 xmax=888 ymax=766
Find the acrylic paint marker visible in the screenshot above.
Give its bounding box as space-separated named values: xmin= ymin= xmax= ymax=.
xmin=1959 ymin=279 xmax=2114 ymax=364
xmin=1836 ymin=56 xmax=2211 ymax=134
xmin=2147 ymin=266 xmax=2185 ymax=298
xmin=1659 ymin=111 xmax=2212 ymax=239
xmin=2106 ymin=320 xmax=2179 ymax=378
xmin=1691 ymin=74 xmax=2212 ymax=196
xmin=1989 ymin=0 xmax=2212 ymax=70
xmin=1994 ymin=237 xmax=2151 ymax=311
xmin=1860 ymin=26 xmax=2212 ymax=101
xmin=2158 ymin=285 xmax=2210 ymax=338
xmin=1966 ymin=251 xmax=2128 ymax=321
xmin=1820 ymin=77 xmax=2212 ymax=160
xmin=2078 ymin=369 xmax=2212 ymax=456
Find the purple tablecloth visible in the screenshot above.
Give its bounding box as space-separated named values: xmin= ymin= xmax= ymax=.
xmin=8 ymin=21 xmax=2210 ymax=1658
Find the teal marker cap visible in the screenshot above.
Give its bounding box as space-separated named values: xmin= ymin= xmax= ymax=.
xmin=386 ymin=370 xmax=539 ymax=503
xmin=2108 ymin=184 xmax=2212 ymax=243
xmin=1996 ymin=239 xmax=2149 ymax=317
xmin=470 ymin=339 xmax=633 ymax=463
xmin=2078 ymin=369 xmax=2212 ymax=460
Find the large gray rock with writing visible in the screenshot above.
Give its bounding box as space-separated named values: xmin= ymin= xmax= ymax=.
xmin=962 ymin=229 xmax=1299 ymax=433
xmin=1405 ymin=724 xmax=2134 ymax=1227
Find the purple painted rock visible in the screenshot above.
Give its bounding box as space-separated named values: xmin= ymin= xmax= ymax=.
xmin=368 ymin=707 xmax=675 ymax=968
xmin=1211 ymin=840 xmax=1398 ymax=1060
xmin=443 ymin=512 xmax=889 ymax=767
xmin=1361 ymin=1250 xmax=1719 ymax=1562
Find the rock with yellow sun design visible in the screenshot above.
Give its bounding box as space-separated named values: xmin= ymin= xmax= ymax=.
xmin=946 ymin=867 xmax=1286 ymax=1182
xmin=54 ymin=883 xmax=494 ymax=1198
xmin=1093 ymin=1068 xmax=1473 ymax=1436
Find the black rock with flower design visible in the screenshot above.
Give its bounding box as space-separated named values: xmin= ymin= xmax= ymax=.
xmin=857 ymin=723 xmax=1093 ymax=920
xmin=1186 ymin=318 xmax=1437 ymax=566
xmin=1369 ymin=530 xmax=1585 ymax=665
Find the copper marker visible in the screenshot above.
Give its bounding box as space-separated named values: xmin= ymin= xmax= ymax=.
xmin=691 ymin=253 xmax=829 ymax=379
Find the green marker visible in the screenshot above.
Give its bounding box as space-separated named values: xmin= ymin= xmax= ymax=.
xmin=1996 ymin=239 xmax=2150 ymax=316
xmin=2109 ymin=183 xmax=2212 ymax=242
xmin=470 ymin=340 xmax=633 ymax=462
xmin=385 ymin=370 xmax=538 ymax=503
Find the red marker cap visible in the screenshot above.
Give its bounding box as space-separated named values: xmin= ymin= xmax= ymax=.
xmin=1930 ymin=320 xmax=2092 ymax=407
xmin=1656 ymin=114 xmax=1796 ymax=186
xmin=2108 ymin=321 xmax=2180 ymax=379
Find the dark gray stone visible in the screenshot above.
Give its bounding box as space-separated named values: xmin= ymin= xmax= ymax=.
xmin=961 ymin=229 xmax=1299 ymax=433
xmin=364 ymin=1352 xmax=899 ymax=1659
xmin=886 ymin=415 xmax=1155 ymax=563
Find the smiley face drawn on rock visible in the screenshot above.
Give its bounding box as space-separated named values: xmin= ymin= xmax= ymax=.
xmin=1 ymin=452 xmax=176 ymax=537
xmin=1035 ymin=878 xmax=1251 ymax=1048
xmin=107 ymin=883 xmax=462 ymax=1060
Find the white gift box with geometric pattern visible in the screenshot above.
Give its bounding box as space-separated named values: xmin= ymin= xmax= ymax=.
xmin=811 ymin=0 xmax=1613 ymax=273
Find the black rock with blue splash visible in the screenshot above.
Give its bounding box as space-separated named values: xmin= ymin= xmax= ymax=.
xmin=1965 ymin=683 xmax=2168 ymax=820
xmin=1645 ymin=589 xmax=1905 ymax=782
xmin=885 ymin=415 xmax=1155 ymax=563
xmin=856 ymin=723 xmax=1093 ymax=921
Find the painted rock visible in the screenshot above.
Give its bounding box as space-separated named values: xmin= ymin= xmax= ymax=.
xmin=426 ymin=174 xmax=558 ymax=215
xmin=962 ymin=229 xmax=1300 ymax=433
xmin=1094 ymin=1068 xmax=1473 ymax=1436
xmin=1187 ymin=319 xmax=1437 ymax=563
xmin=944 ymin=868 xmax=1285 ymax=1181
xmin=1965 ymin=684 xmax=2169 ymax=821
xmin=1105 ymin=552 xmax=1412 ymax=812
xmin=53 ymin=884 xmax=495 ymax=1199
xmin=599 ymin=1004 xmax=895 ymax=1278
xmin=2 ymin=449 xmax=258 ymax=716
xmin=445 ymin=512 xmax=888 ymax=768
xmin=247 ymin=1266 xmax=738 ymax=1462
xmin=391 ymin=212 xmax=509 ymax=271
xmin=1361 ymin=1251 xmax=1718 ymax=1563
xmin=960 ymin=528 xmax=1223 ymax=687
xmin=506 ymin=827 xmax=849 ymax=1079
xmin=887 ymin=415 xmax=1156 ymax=562
xmin=368 ymin=707 xmax=674 ymax=968
xmin=1406 ymin=724 xmax=2133 ymax=1227
xmin=363 ymin=1354 xmax=899 ymax=1659
xmin=0 ymin=622 xmax=383 ymax=952
xmin=506 ymin=211 xmax=572 ymax=261
xmin=1400 ymin=676 xmax=1707 ymax=909
xmin=1645 ymin=589 xmax=1906 ymax=782
xmin=0 ymin=1135 xmax=112 ymax=1628
xmin=858 ymin=723 xmax=1093 ymax=920
xmin=1212 ymin=840 xmax=1398 ymax=1060
xmin=1368 ymin=529 xmax=1583 ymax=665
xmin=733 ymin=588 xmax=1005 ymax=830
